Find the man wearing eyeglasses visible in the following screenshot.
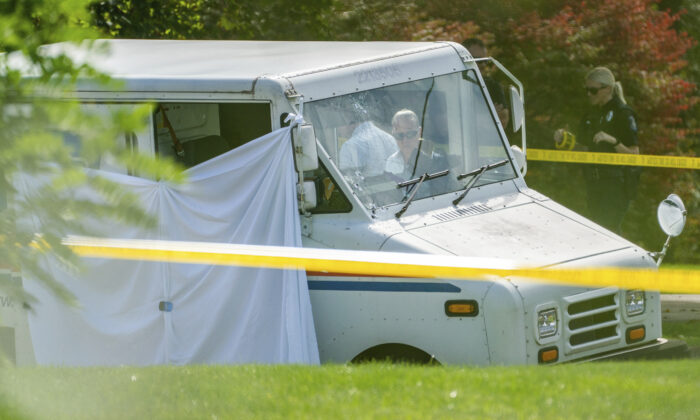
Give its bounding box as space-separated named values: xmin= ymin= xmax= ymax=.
xmin=386 ymin=109 xmax=424 ymax=178
xmin=385 ymin=109 xmax=449 ymax=184
xmin=553 ymin=67 xmax=640 ymax=233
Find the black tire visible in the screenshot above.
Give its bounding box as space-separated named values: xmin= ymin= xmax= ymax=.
xmin=351 ymin=343 xmax=440 ymax=365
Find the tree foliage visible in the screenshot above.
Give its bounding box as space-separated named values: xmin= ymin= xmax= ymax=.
xmin=1 ymin=0 xmax=180 ymax=305
xmin=89 ymin=0 xmax=333 ymax=40
xmin=499 ymin=0 xmax=698 ymax=262
xmin=86 ymin=0 xmax=699 ymax=262
xmin=411 ymin=0 xmax=700 ymax=262
xmin=89 ymin=0 xmax=207 ymax=39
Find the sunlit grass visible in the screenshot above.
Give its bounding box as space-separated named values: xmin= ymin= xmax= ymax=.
xmin=660 ymin=264 xmax=700 ymax=270
xmin=664 ymin=320 xmax=700 ymax=347
xmin=2 ymin=360 xmax=699 ymax=419
xmin=660 ymin=264 xmax=699 ymax=346
xmin=2 ymin=266 xmax=697 ymax=419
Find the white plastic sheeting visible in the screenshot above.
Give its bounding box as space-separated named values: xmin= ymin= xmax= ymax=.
xmin=22 ymin=127 xmax=320 ymax=365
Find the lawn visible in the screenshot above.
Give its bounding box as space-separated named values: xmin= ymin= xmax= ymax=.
xmin=2 ymin=265 xmax=697 ymax=419
xmin=660 ymin=264 xmax=700 ymax=347
xmin=663 ymin=320 xmax=700 ymax=347
xmin=1 ymin=360 xmax=699 ymax=420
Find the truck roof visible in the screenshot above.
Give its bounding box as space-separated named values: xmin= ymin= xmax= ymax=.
xmin=36 ymin=39 xmax=461 ymax=94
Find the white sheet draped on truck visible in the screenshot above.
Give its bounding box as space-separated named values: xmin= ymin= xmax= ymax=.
xmin=18 ymin=127 xmax=319 ymax=366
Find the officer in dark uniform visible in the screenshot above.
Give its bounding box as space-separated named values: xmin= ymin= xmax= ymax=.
xmin=554 ymin=67 xmax=640 ymax=233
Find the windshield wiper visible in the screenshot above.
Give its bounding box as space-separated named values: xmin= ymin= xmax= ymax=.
xmin=395 ymin=169 xmax=449 ymax=218
xmin=452 ymin=159 xmax=509 ymax=206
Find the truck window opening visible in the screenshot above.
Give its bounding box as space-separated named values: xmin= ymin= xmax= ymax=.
xmin=305 ymin=161 xmax=353 ymax=214
xmin=154 ymin=102 xmax=272 ymax=168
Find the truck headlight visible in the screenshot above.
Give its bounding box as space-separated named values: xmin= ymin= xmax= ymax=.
xmin=537 ymin=308 xmax=558 ymax=338
xmin=625 ymin=290 xmax=645 ymax=316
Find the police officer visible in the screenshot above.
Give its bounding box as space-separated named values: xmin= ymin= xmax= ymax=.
xmin=554 ymin=67 xmax=640 ymax=233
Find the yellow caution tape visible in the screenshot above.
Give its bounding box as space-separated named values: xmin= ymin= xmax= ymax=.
xmin=528 ymin=149 xmax=700 ymax=170
xmin=64 ymin=236 xmax=700 ymax=294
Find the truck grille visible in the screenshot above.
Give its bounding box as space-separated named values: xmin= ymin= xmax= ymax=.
xmin=563 ymin=287 xmax=621 ymax=354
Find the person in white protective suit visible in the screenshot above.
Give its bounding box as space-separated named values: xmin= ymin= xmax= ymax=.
xmin=338 ymin=99 xmax=398 ymax=177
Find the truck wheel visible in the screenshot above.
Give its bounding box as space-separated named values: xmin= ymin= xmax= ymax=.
xmin=351 ymin=343 xmax=439 ymax=365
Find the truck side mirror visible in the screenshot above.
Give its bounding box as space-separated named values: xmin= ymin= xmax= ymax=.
xmin=509 ymin=85 xmax=524 ymax=133
xmin=510 ymin=145 xmax=526 ymax=174
xmin=293 ymin=124 xmax=319 ymax=172
xmin=653 ymin=193 xmax=686 ymax=266
xmin=657 ymin=194 xmax=686 ymax=237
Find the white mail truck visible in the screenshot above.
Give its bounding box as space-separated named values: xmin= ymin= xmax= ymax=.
xmin=0 ymin=40 xmax=687 ymax=365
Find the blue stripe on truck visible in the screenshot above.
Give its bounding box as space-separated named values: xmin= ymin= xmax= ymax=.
xmin=307 ymin=280 xmax=461 ymax=293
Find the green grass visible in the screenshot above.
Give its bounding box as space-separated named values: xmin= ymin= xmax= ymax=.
xmin=660 ymin=264 xmax=700 ymax=270
xmin=2 ymin=264 xmax=697 ymax=419
xmin=2 ymin=361 xmax=700 ymax=420
xmin=663 ymin=320 xmax=700 ymax=347
xmin=660 ymin=264 xmax=700 ymax=346
xmin=660 ymin=264 xmax=700 ymax=345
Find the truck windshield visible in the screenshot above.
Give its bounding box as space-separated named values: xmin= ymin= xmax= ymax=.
xmin=305 ymin=69 xmax=517 ymax=210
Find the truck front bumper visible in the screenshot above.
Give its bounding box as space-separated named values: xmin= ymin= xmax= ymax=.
xmin=574 ymin=338 xmax=690 ymax=362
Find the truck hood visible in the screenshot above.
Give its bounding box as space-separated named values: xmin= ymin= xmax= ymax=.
xmin=381 ymin=200 xmax=639 ymax=268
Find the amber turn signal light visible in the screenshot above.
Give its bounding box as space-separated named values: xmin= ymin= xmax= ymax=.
xmin=445 ymin=300 xmax=479 ymax=317
xmin=626 ymin=326 xmax=645 ymax=344
xmin=538 ymin=347 xmax=559 ymax=364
